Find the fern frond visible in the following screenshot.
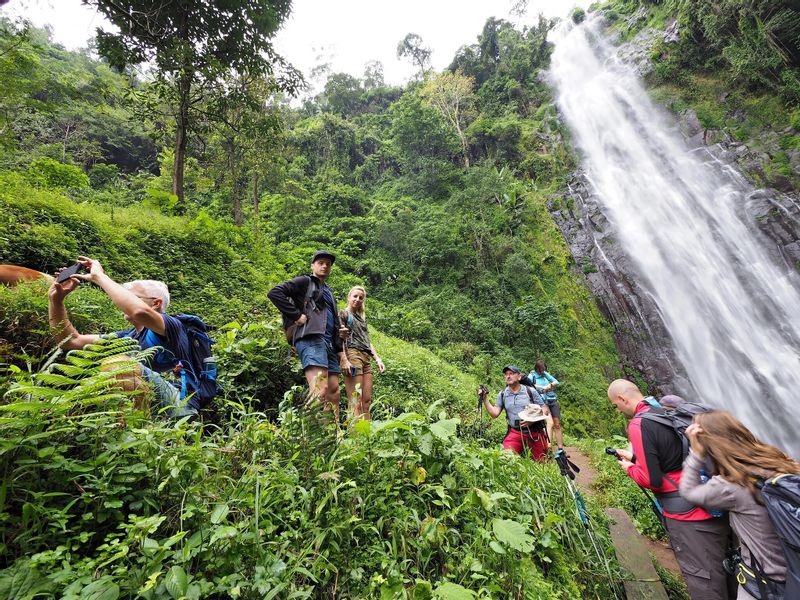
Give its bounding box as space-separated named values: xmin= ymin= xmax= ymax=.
xmin=34 ymin=373 xmax=79 ymax=387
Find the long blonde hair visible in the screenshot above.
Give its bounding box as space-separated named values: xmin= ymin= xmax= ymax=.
xmin=693 ymin=411 xmax=799 ymax=499
xmin=346 ymin=285 xmax=366 ymax=317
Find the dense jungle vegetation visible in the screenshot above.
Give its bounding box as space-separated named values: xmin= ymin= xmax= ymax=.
xmin=1 ymin=0 xmax=798 ymax=597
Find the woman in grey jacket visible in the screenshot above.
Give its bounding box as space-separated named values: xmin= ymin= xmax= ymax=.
xmin=680 ymin=411 xmax=799 ymax=599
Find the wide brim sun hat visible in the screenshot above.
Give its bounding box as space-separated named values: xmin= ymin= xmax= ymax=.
xmin=518 ymin=404 xmax=548 ymax=424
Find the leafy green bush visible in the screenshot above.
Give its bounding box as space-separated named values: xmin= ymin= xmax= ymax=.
xmin=25 ymin=157 xmax=89 ymax=189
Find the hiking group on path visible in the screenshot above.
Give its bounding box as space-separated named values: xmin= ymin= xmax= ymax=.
xmin=5 ymin=247 xmax=800 ymax=600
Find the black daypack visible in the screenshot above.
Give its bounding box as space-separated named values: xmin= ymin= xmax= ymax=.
xmin=283 ymin=276 xmax=320 ymax=346
xmin=638 ymin=400 xmax=713 ymax=461
xmin=174 ymin=314 xmax=220 ymax=408
xmin=759 ymin=474 xmax=800 ymax=599
xmin=635 ymin=400 xmax=713 ymax=515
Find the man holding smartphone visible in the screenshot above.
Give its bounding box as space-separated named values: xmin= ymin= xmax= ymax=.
xmin=48 ymin=256 xmax=198 ymax=418
xmin=268 ymin=250 xmax=351 ymax=419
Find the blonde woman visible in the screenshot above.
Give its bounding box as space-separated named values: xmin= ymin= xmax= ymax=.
xmin=339 ymin=286 xmax=384 ymax=419
xmin=680 ymin=411 xmax=799 ymax=600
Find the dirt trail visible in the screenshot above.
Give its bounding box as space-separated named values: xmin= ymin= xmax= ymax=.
xmin=565 ymin=446 xmax=682 ymax=577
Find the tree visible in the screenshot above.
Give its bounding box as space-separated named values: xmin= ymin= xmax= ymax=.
xmin=84 ymin=0 xmax=301 ymax=206
xmin=363 ymin=60 xmax=385 ymax=89
xmin=396 ymin=33 xmax=432 ymax=79
xmin=420 ymin=70 xmax=476 ymax=168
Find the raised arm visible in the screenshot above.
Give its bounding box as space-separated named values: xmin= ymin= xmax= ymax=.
xmin=72 ymin=257 xmax=165 ymax=335
xmin=48 ymin=272 xmax=100 ymax=350
xmin=482 ymin=392 xmax=503 ymax=419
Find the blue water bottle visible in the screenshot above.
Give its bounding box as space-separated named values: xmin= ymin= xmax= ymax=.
xmin=203 ymin=356 xmax=217 ymax=381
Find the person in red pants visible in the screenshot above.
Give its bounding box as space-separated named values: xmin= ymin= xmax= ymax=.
xmin=480 ymin=365 xmax=550 ymax=461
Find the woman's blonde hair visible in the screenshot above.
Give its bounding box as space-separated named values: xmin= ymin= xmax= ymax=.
xmin=693 ymin=410 xmax=799 ymax=499
xmin=346 ymin=286 xmax=366 ymax=317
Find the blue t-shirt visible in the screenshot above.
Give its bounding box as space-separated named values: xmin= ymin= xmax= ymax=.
xmin=321 ymin=285 xmax=336 ymax=342
xmin=115 ymin=314 xmax=197 ymax=394
xmin=527 ymin=370 xmax=559 ymax=402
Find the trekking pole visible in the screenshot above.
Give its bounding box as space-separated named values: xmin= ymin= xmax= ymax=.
xmin=555 ymin=452 xmax=619 ymax=594
xmin=477 ymin=385 xmax=488 ymax=440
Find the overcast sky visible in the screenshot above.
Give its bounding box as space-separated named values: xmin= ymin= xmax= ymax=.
xmin=2 ymin=0 xmax=589 ymax=92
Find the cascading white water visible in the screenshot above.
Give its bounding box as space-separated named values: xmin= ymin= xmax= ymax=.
xmin=549 ymin=15 xmax=800 ymax=457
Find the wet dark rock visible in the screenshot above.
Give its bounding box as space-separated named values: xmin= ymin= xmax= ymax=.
xmin=663 ymin=19 xmax=679 ymax=44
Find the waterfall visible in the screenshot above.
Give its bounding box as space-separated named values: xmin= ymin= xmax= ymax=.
xmin=548 ymin=15 xmax=800 ymax=457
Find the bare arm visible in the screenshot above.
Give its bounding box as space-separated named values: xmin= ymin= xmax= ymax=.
xmin=483 ymin=394 xmax=502 ymax=419
xmin=73 ymin=257 xmax=165 ymax=335
xmin=370 ymin=344 xmax=385 ymax=373
xmin=48 ymin=275 xmax=100 ymax=350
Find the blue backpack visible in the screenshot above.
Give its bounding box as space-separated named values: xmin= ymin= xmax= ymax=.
xmin=759 ymin=474 xmax=800 ymax=599
xmin=174 ymin=314 xmax=220 ymax=408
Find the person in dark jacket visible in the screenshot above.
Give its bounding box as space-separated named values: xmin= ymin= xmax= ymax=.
xmin=680 ymin=411 xmax=799 ymax=600
xmin=267 ymin=251 xmax=351 ymax=417
xmin=607 ymin=379 xmax=736 ymax=600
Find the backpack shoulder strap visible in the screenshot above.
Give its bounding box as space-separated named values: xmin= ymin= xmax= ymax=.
xmin=639 ymin=411 xmax=690 ymax=459
xmin=303 ymin=275 xmax=316 ymax=304
xmin=525 ymin=386 xmax=535 ymax=403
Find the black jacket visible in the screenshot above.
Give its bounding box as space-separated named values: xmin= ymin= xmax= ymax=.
xmin=267 ymin=275 xmax=343 ymax=352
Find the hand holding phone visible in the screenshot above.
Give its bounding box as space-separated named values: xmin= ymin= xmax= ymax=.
xmin=56 ymin=263 xmax=85 ymax=284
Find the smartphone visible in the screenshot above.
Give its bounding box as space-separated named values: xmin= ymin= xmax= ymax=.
xmin=350 ymin=366 xmax=357 ymax=377
xmin=56 ymin=263 xmax=84 ymax=283
xmin=605 ymin=447 xmax=621 ymax=460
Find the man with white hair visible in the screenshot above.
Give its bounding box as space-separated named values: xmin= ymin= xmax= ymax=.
xmin=48 ymin=255 xmax=198 ymax=417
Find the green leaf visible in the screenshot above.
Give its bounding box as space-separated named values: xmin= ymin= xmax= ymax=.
xmin=412 ymin=580 xmax=433 ymax=600
xmin=433 ymin=581 xmax=476 ymax=599
xmin=474 ymin=488 xmax=493 ymax=511
xmin=210 ymin=503 xmax=229 ymax=525
xmin=210 ymin=525 xmax=238 ymax=545
xmin=354 ymin=419 xmax=371 ymax=436
xmin=165 ymin=566 xmax=188 ymax=599
xmin=489 ymin=540 xmax=506 ymax=554
xmin=491 ymin=518 xmax=535 ymax=552
xmin=429 ymin=418 xmax=459 ymax=441
xmin=81 ymin=577 xmax=120 ymax=600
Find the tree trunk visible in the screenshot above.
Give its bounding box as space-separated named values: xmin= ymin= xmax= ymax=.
xmin=228 ymin=148 xmax=242 ymax=226
xmin=252 ymin=172 xmax=260 ymax=238
xmin=173 ymin=73 xmax=191 ymax=210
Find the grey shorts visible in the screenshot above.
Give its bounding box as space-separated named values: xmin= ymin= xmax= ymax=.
xmin=140 ymin=365 xmax=198 ymax=418
xmin=546 ymin=400 xmax=561 ymax=419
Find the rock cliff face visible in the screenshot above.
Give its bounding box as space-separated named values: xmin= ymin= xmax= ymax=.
xmin=549 ymin=107 xmax=800 ymax=398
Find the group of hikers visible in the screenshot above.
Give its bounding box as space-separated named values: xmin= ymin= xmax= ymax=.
xmin=605 ymin=380 xmax=799 ymax=600
xmin=40 ymin=249 xmax=385 ymax=421
xmin=12 ymin=248 xmax=800 ymax=600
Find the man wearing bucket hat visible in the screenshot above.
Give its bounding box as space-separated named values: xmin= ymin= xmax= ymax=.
xmin=268 ymin=250 xmax=351 ymax=417
xmin=480 ymin=365 xmax=550 ymax=461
